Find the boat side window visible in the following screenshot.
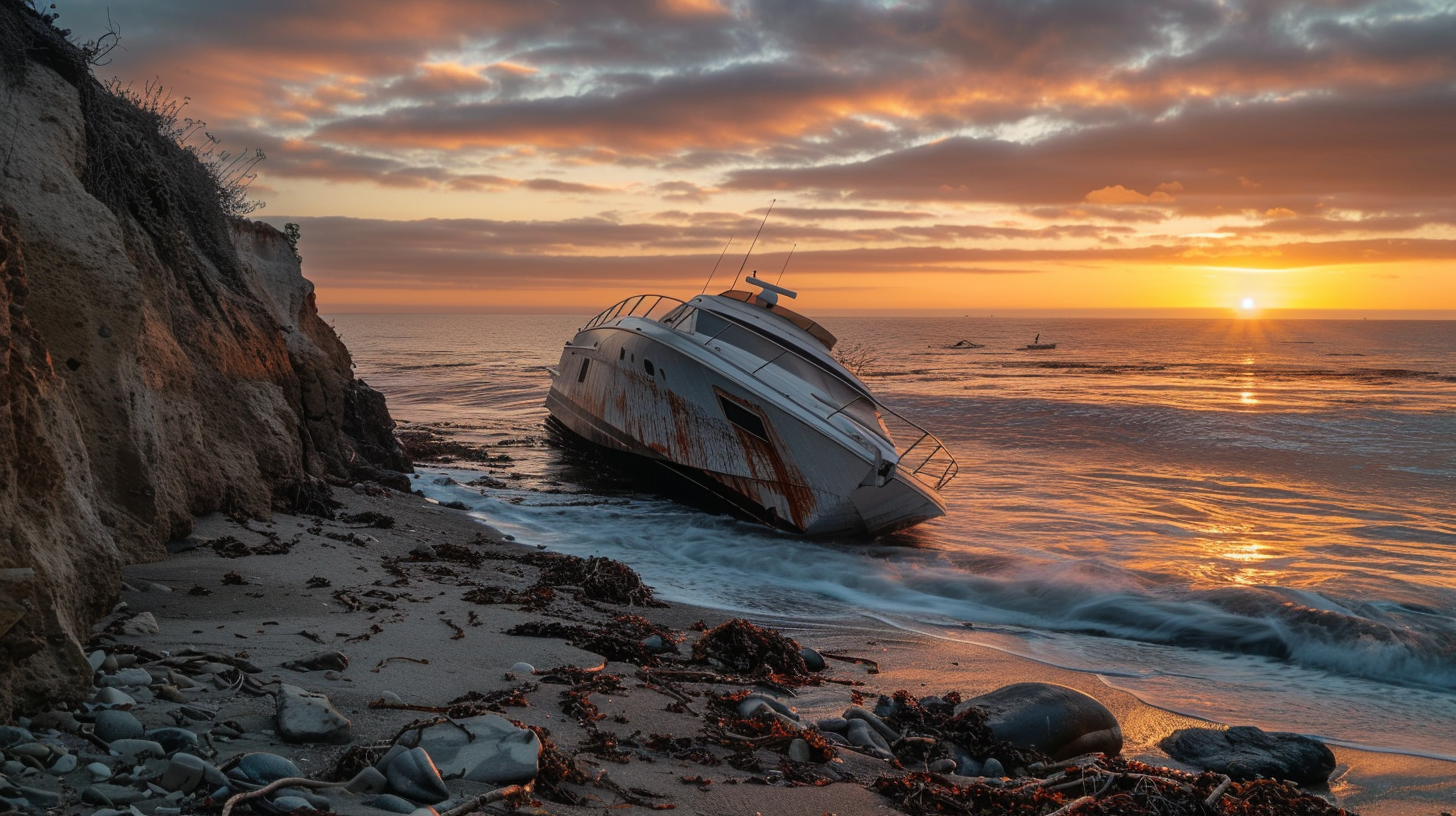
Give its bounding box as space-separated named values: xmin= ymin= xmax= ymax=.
xmin=691 ymin=310 xmax=730 ymax=339
xmin=577 ymin=358 xmax=590 ymax=382
xmin=717 ymin=395 xmax=769 ymax=442
xmin=619 ymin=348 xmax=625 ymax=360
xmin=643 ymin=359 xmax=655 ymax=376
xmin=712 ymin=324 xmax=782 ymax=364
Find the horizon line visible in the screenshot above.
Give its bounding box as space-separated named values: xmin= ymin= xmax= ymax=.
xmin=320 ymin=306 xmax=1456 ymax=320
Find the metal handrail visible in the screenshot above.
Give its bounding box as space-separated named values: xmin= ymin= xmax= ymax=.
xmin=578 ymin=294 xmax=960 ymax=491
xmin=582 ymin=294 xmax=690 ymax=331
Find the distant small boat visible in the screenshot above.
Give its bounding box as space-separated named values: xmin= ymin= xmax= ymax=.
xmin=1022 ymin=333 xmax=1056 ymax=350
xmin=946 ymin=339 xmax=985 ymax=349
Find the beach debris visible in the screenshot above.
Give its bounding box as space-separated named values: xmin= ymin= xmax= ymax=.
xmin=275 ymin=684 xmax=352 ymax=744
xmin=692 ymin=618 xmax=808 ymax=677
xmin=340 ymin=510 xmax=396 ymax=528
xmin=283 ymin=650 xmax=349 ymax=672
xmin=1160 ymin=725 xmax=1337 ymax=785
xmin=955 ymin=682 xmax=1123 ymax=761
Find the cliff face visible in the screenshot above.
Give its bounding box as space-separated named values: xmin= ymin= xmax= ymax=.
xmin=0 ymin=1 xmax=409 ymax=715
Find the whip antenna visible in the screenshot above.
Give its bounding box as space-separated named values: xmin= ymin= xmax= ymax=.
xmin=775 ymin=243 xmax=796 ymax=285
xmin=731 ymin=199 xmax=775 ymax=289
xmin=701 ymin=236 xmax=734 ymax=295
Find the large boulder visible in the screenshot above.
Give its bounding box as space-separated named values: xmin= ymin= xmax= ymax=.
xmin=275 ymin=685 xmax=351 ymax=744
xmin=954 ymin=682 xmax=1122 ymax=760
xmin=1160 ymin=726 xmax=1336 ymax=785
xmin=394 ymin=713 xmax=541 ymax=785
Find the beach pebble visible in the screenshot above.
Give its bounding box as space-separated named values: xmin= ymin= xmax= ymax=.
xmin=8 ymin=742 xmax=54 ymax=761
xmin=787 ymin=738 xmax=812 ymax=763
xmin=928 ymin=758 xmax=957 ymax=774
xmin=508 ymin=662 xmax=534 ymax=675
xmin=271 ymin=795 xmax=311 ymax=812
xmin=1160 ymin=725 xmax=1336 ymax=785
xmin=49 ymin=753 xmax=77 ymax=774
xmin=158 ymin=754 xmax=207 ymax=793
xmin=954 ymin=682 xmax=1122 ymax=761
xmin=843 ymin=706 xmax=898 ymax=743
xmin=272 ymin=788 xmax=332 ymax=809
xmin=384 ymin=747 xmax=449 ymax=804
xmin=396 ymin=714 xmax=541 ymax=786
xmin=283 ymin=650 xmax=349 ymax=673
xmin=146 ymin=727 xmax=199 ymax=754
xmin=0 ymin=726 xmax=34 ymax=747
xmin=229 ymin=752 xmax=302 ymax=785
xmin=366 ymin=793 xmax=419 ymax=814
xmin=87 ymin=762 xmax=113 ymax=782
xmin=346 ymin=766 xmax=388 ymax=794
xmin=94 ymin=711 xmax=145 ymax=744
xmin=982 ymin=758 xmax=1006 ymax=778
xmin=816 ymin=717 xmax=848 ymax=733
xmin=276 ymin=684 xmax=352 ymax=744
xmin=89 ymin=651 xmax=108 ymax=672
xmin=118 ymin=613 xmax=160 ymax=636
xmin=84 ymin=783 xmax=146 ymax=805
xmin=28 ymin=710 xmax=80 ymax=733
xmin=109 ymin=739 xmax=165 ymax=760
xmin=641 ymin=634 xmax=668 ymax=653
xmin=93 ymin=688 xmax=136 ymax=708
xmin=104 ymin=668 xmax=153 ymax=688
xmin=799 ymin=647 xmax=826 ymax=672
xmin=156 ymin=686 xmax=189 ymax=704
xmin=14 ymin=785 xmax=61 ymax=808
xmin=845 ymin=719 xmax=892 ymax=753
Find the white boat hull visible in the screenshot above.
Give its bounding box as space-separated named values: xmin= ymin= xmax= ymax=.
xmin=546 ymin=325 xmax=944 ymax=536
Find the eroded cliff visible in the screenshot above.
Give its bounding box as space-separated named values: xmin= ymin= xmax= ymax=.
xmin=0 ymin=0 xmax=409 ymax=715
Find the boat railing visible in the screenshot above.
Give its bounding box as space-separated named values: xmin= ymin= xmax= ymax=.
xmin=582 ymin=294 xmax=690 ymax=331
xmin=654 ymin=302 xmax=960 ymax=492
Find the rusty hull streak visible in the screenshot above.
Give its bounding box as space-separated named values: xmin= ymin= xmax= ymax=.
xmin=712 ymin=387 xmax=817 ymax=531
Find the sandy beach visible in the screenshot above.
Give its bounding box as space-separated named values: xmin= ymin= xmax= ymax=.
xmin=29 ymin=483 xmax=1443 ymax=816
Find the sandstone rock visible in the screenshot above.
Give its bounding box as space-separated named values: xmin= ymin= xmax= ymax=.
xmin=275 ymin=684 xmax=351 ymax=744
xmin=1160 ymin=725 xmax=1336 ymax=785
xmin=118 ymin=613 xmax=160 ymax=636
xmin=954 ymin=682 xmax=1122 ymax=761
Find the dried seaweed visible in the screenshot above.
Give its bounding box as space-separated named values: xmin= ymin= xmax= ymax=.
xmin=692 ymin=618 xmax=807 ymax=677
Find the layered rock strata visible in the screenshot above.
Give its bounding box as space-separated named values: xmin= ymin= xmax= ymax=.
xmin=0 ymin=0 xmax=408 ymax=715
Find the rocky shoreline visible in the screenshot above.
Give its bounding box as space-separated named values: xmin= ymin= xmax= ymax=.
xmin=0 ymin=482 xmax=1396 ymax=816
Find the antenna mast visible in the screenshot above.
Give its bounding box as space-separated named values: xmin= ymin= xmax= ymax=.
xmin=731 ymin=199 xmax=775 ymax=289
xmin=700 ymin=236 xmax=734 ymax=295
xmin=775 ymin=243 xmax=796 ymax=285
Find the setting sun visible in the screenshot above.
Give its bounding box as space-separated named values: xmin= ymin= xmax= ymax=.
xmin=1241 ymin=297 xmax=1256 ymax=310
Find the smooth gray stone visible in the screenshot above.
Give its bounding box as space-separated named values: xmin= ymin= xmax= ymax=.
xmin=816 ymin=717 xmax=848 ymax=733
xmin=799 ymin=647 xmax=826 ymax=672
xmin=273 ymin=787 xmax=331 ymax=809
xmin=118 ymin=612 xmax=160 ymax=635
xmin=954 ymin=682 xmax=1122 ymax=761
xmin=346 ymin=767 xmax=388 ymax=795
xmin=8 ymin=742 xmax=53 ymax=760
xmin=641 ymin=634 xmax=667 ymax=652
xmin=93 ymin=687 xmax=136 ymax=708
xmin=94 ymin=711 xmax=145 ymax=744
xmin=111 ymin=668 xmax=154 ymax=687
xmin=787 ymin=738 xmax=811 ymax=763
xmin=365 ymin=793 xmax=418 ymax=813
xmin=145 ymin=728 xmax=199 ymax=754
xmin=843 ymin=707 xmax=899 ymax=743
xmin=982 ymin=758 xmax=1006 ymax=778
xmin=507 ymin=662 xmax=534 ymax=674
xmin=1160 ymin=726 xmax=1336 ymax=785
xmin=928 ymin=758 xmax=957 ymax=774
xmin=89 ymin=651 xmax=108 ymax=672
xmin=384 ymin=747 xmax=449 ymax=804
xmin=84 ymin=783 xmax=147 ymax=805
xmin=276 ymin=684 xmax=351 ymax=744
xmin=271 ymin=795 xmax=311 ymax=812
xmin=229 ymin=753 xmax=302 ymax=785
xmin=87 ymin=762 xmax=113 ymax=781
xmin=158 ymin=753 xmax=207 ymax=793
xmin=0 ymin=726 xmax=35 ymax=748
xmin=108 ymin=739 xmax=165 ymax=760
xmin=2 ymin=759 xmax=24 ymax=775
xmin=48 ymin=753 xmax=77 ymax=774
xmin=845 ymin=719 xmax=892 ymax=753
xmin=17 ymin=785 xmax=61 ymax=807
xmin=395 ymin=714 xmax=540 ymax=785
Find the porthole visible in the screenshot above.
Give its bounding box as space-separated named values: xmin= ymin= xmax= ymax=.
xmin=643 ymin=359 xmax=655 ymax=376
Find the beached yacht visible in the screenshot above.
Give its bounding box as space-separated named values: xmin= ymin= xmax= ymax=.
xmin=545 ymin=277 xmax=957 ymax=536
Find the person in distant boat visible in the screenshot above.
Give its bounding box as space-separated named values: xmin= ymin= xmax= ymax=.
xmin=1034 ymin=333 xmax=1040 ymax=344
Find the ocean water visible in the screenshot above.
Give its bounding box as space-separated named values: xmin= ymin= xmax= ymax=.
xmin=329 ymin=312 xmax=1456 ymax=760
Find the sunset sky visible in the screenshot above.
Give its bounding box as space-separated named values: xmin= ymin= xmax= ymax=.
xmin=59 ymin=0 xmax=1455 ymax=315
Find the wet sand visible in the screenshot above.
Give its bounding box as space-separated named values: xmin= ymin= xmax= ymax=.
xmin=103 ymin=485 xmax=1455 ymax=815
